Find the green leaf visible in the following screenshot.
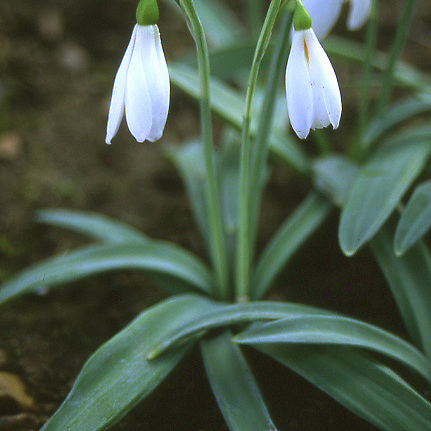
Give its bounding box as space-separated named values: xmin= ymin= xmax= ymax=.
xmin=394 ymin=181 xmax=431 ymax=255
xmin=169 ymin=63 xmax=310 ymax=175
xmin=191 ymin=0 xmax=244 ymax=48
xmin=0 ymin=242 xmax=213 ymax=303
xmin=36 ymin=209 xmax=148 ymax=243
xmin=147 ymin=301 xmax=342 ymax=359
xmin=312 ymin=156 xmax=359 ymax=206
xmin=41 ymin=294 xmax=216 ymax=431
xmin=361 ymin=98 xmax=431 ymax=149
xmin=324 ymin=35 xmax=431 ymax=92
xmin=339 ymin=141 xmax=430 ymax=256
xmin=200 ymin=331 xmax=277 ymax=431
xmin=234 ymin=315 xmax=431 ymax=383
xmin=257 ymin=344 xmax=431 ymax=431
xmin=251 ymin=193 xmax=332 ymax=300
xmin=371 ymin=223 xmax=431 ymax=359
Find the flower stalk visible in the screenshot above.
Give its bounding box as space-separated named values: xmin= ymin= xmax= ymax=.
xmin=236 ymin=0 xmax=283 ymax=302
xmin=179 ymin=0 xmax=229 ymax=299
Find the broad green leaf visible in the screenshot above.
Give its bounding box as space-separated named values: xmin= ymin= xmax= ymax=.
xmin=312 ymin=156 xmax=359 ymax=206
xmin=251 ymin=193 xmax=331 ymax=300
xmin=167 ymin=141 xmax=210 ymax=248
xmin=394 ymin=181 xmax=431 ymax=255
xmin=200 ymin=331 xmax=277 ymax=431
xmin=147 ymin=301 xmax=342 ymax=359
xmin=36 ymin=209 xmax=148 ymax=243
xmin=361 ymin=98 xmax=431 ymax=149
xmin=0 ymin=242 xmax=212 ymax=303
xmin=169 ymin=63 xmax=310 ymax=174
xmin=339 ymin=141 xmax=430 ymax=256
xmin=41 ymin=294 xmax=216 ymax=431
xmin=371 ymin=224 xmax=431 ymax=359
xmin=234 ymin=315 xmax=431 ymax=383
xmin=257 ymin=344 xmax=431 ymax=431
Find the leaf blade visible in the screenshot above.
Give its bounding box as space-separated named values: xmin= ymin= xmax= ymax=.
xmin=234 ymin=315 xmax=431 ymax=383
xmin=201 ymin=331 xmax=277 ymax=431
xmin=257 ymin=344 xmax=431 ymax=431
xmin=339 ymin=141 xmax=430 ymax=255
xmin=41 ymin=294 xmax=216 ymax=431
xmin=394 ymin=180 xmax=431 ymax=255
xmin=0 ymin=242 xmax=213 ymax=303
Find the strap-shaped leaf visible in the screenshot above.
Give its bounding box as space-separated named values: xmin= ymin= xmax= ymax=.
xmin=234 ymin=315 xmax=431 ymax=383
xmin=41 ymin=294 xmax=216 ymax=431
xmin=36 ymin=209 xmax=148 ymax=243
xmin=371 ymin=223 xmax=431 ymax=359
xmin=312 ymin=156 xmax=359 ymax=206
xmin=361 ymin=98 xmax=431 ymax=149
xmin=252 ymin=193 xmax=331 ymax=300
xmin=147 ymin=301 xmax=342 ymax=359
xmin=0 ymin=242 xmax=212 ymax=303
xmin=324 ymin=35 xmax=430 ymax=92
xmin=339 ymin=140 xmax=430 ymax=256
xmin=200 ymin=330 xmax=277 ymax=431
xmin=394 ymin=181 xmax=431 ymax=256
xmin=256 ymin=344 xmax=431 ymax=431
xmin=169 ymin=63 xmax=310 ymax=174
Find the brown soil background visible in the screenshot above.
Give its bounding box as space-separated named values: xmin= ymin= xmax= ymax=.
xmin=1 ymin=1 xmax=431 ymax=430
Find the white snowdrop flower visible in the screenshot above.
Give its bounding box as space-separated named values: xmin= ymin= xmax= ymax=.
xmin=105 ymin=24 xmax=170 ymax=144
xmin=301 ymin=0 xmax=371 ymax=39
xmin=285 ymin=28 xmax=342 ymax=139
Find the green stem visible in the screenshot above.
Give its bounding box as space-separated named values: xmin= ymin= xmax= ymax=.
xmin=375 ymin=0 xmax=417 ymax=115
xmin=236 ymin=0 xmax=283 ymax=302
xmin=179 ymin=0 xmax=228 ymax=299
xmin=357 ymin=0 xmax=378 ymax=146
xmin=249 ymin=10 xmax=292 ymax=253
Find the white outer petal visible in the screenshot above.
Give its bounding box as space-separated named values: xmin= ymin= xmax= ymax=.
xmin=125 ymin=25 xmax=152 ymax=143
xmin=138 ymin=25 xmax=170 ymax=142
xmin=306 ymin=29 xmax=342 ymax=130
xmin=301 ymin=0 xmax=343 ymax=39
xmin=347 ymin=0 xmax=371 ymax=30
xmin=105 ymin=25 xmax=137 ymax=144
xmin=286 ymin=31 xmax=313 ymax=139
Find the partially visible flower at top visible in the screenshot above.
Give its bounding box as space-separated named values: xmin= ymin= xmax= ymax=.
xmin=301 ymin=0 xmax=371 ymax=39
xmin=285 ymin=28 xmax=342 ymax=139
xmin=106 ymin=0 xmax=169 ymax=145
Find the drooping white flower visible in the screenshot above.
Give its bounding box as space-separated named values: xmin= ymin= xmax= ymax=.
xmin=105 ymin=24 xmax=170 ymax=144
xmin=301 ymin=0 xmax=371 ymax=39
xmin=285 ymin=28 xmax=342 ymax=139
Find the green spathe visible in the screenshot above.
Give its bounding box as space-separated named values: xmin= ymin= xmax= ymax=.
xmin=136 ymin=0 xmax=159 ymax=26
xmin=293 ymin=0 xmax=312 ymax=31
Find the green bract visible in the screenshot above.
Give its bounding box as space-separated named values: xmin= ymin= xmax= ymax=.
xmin=136 ymin=0 xmax=159 ymax=25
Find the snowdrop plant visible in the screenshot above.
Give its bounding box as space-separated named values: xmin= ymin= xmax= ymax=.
xmin=2 ymin=0 xmax=431 ymax=430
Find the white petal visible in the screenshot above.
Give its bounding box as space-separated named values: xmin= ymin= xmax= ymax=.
xmin=301 ymin=0 xmax=343 ymax=39
xmin=347 ymin=0 xmax=371 ymax=30
xmin=137 ymin=25 xmax=170 ymax=142
xmin=125 ymin=26 xmax=152 ymax=143
xmin=306 ymin=29 xmax=342 ymax=130
xmin=106 ymin=25 xmax=137 ymax=144
xmin=286 ymin=31 xmax=313 ymax=139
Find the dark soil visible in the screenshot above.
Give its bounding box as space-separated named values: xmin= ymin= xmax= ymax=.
xmin=1 ymin=1 xmax=430 ymax=430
